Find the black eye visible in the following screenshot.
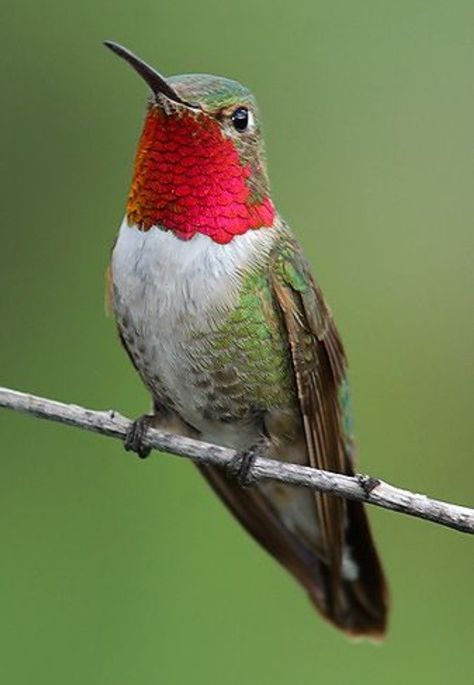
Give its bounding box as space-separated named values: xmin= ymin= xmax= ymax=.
xmin=231 ymin=107 xmax=249 ymax=132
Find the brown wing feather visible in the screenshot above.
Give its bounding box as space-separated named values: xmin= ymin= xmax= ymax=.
xmin=267 ymin=247 xmax=388 ymax=635
xmin=271 ymin=272 xmax=348 ymax=604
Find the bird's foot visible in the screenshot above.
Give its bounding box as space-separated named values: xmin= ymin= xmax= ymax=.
xmin=124 ymin=414 xmax=153 ymax=459
xmin=227 ymin=439 xmax=268 ymax=488
xmin=357 ymin=473 xmax=380 ymax=495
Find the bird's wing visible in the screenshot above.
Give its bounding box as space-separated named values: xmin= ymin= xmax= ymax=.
xmin=269 ymin=243 xmax=349 ymax=585
xmin=199 ymin=236 xmax=387 ymax=636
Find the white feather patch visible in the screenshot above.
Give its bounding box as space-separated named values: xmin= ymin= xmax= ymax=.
xmin=111 ymin=219 xmax=276 ymax=430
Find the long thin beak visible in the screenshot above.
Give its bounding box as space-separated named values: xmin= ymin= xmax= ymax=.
xmin=104 ymin=40 xmax=198 ymax=108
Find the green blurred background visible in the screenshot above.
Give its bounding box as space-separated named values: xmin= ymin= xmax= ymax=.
xmin=1 ymin=1 xmax=473 ymax=683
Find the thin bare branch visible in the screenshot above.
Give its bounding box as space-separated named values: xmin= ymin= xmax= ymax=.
xmin=0 ymin=386 xmax=472 ymax=534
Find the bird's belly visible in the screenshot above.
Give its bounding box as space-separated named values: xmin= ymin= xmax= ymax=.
xmin=113 ymin=276 xmax=232 ymax=433
xmin=111 ymin=220 xmax=280 ymax=442
xmin=117 ymin=314 xmax=260 ymax=447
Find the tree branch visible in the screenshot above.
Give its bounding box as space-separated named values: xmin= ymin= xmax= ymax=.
xmin=1 ymin=385 xmax=472 ymax=535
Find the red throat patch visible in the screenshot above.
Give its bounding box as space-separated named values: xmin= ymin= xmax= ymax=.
xmin=127 ymin=108 xmax=275 ymax=244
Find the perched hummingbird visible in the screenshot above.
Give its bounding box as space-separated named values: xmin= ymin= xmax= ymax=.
xmin=105 ymin=41 xmax=388 ymax=637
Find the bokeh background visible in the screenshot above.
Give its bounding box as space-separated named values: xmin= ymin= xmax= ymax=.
xmin=1 ymin=1 xmax=473 ymax=683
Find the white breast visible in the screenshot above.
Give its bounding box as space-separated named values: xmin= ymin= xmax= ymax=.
xmin=111 ymin=218 xmax=276 ymax=430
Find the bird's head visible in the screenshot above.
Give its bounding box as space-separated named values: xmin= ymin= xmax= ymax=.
xmin=105 ymin=41 xmax=275 ymax=244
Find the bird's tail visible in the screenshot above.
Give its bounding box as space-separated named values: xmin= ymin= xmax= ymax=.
xmin=198 ymin=462 xmax=388 ymax=638
xmin=303 ymin=498 xmax=388 ymax=639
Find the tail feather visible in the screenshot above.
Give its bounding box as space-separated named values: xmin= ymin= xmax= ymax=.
xmin=198 ymin=463 xmax=388 ymax=638
xmin=306 ymin=499 xmax=388 ymax=638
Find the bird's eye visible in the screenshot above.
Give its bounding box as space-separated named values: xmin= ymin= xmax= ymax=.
xmin=231 ymin=107 xmax=250 ymax=132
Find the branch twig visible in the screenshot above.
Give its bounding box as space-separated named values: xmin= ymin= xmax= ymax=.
xmin=1 ymin=386 xmax=472 ymax=534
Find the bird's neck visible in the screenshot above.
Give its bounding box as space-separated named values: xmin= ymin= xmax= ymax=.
xmin=126 ymin=107 xmax=275 ymax=244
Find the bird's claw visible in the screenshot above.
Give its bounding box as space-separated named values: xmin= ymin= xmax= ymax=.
xmin=124 ymin=415 xmax=153 ymax=459
xmin=357 ymin=473 xmax=380 ymax=495
xmin=227 ymin=440 xmax=267 ymax=487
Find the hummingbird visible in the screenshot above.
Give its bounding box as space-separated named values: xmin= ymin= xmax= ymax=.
xmin=104 ymin=41 xmax=388 ymax=637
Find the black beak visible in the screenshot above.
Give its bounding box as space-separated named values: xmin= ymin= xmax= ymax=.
xmin=104 ymin=40 xmax=198 ymax=108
